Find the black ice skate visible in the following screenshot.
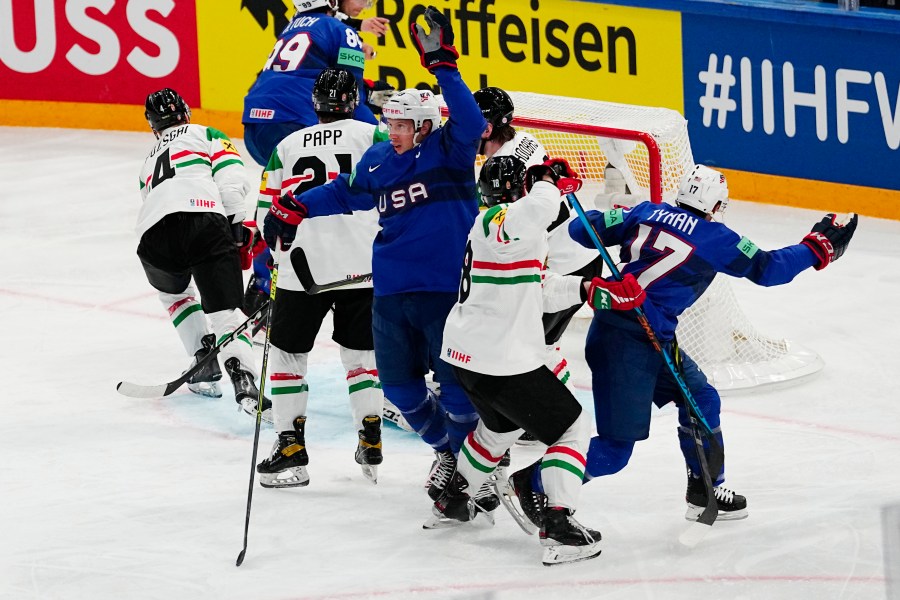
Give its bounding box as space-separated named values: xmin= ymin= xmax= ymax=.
xmin=497 ymin=460 xmax=547 ymax=535
xmin=186 ymin=333 xmax=222 ymax=398
xmin=539 ymin=507 xmax=602 ymax=566
xmin=685 ymin=472 xmax=748 ymax=521
xmin=224 ymin=357 xmax=272 ymax=424
xmin=355 ymin=415 xmax=383 ymax=484
xmin=516 ymin=431 xmax=541 ymax=446
xmin=425 ymin=450 xmax=456 ymax=501
xmin=472 ymin=477 xmax=500 ymax=525
xmin=423 ymin=471 xmax=476 ymax=529
xmin=256 ymin=416 xmax=309 ymax=488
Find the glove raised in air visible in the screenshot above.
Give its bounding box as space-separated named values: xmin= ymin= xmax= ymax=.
xmin=800 ymin=212 xmax=858 ymax=270
xmin=411 ymin=6 xmax=459 ymax=72
xmin=524 ymin=158 xmax=583 ymax=195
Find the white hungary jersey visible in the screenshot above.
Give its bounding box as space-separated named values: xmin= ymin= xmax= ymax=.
xmin=492 ymin=132 xmax=596 ymax=276
xmin=137 ymin=124 xmax=249 ymax=237
xmin=256 ymin=119 xmax=386 ymax=292
xmin=442 ymin=181 xmax=584 ymax=376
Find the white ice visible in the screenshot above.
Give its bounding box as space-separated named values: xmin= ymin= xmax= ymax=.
xmin=1 ymin=126 xmax=898 ymax=600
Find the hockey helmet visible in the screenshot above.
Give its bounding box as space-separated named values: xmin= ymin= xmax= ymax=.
xmin=292 ymin=0 xmax=338 ymax=13
xmin=381 ymin=88 xmax=442 ymax=132
xmin=144 ymin=88 xmax=190 ymax=134
xmin=478 ymin=155 xmax=527 ymax=207
xmin=312 ymin=68 xmax=359 ymax=115
xmin=676 ymin=164 xmax=729 ymax=217
xmin=473 ymin=87 xmax=514 ymax=129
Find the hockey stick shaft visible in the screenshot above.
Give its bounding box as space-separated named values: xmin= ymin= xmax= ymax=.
xmin=568 ymin=193 xmax=722 ymax=528
xmin=291 ymin=246 xmax=372 ymax=294
xmin=236 ymin=262 xmax=279 ymax=567
xmin=116 ymin=300 xmax=270 ymax=399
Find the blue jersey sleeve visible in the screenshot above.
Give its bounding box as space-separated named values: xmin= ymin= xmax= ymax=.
xmin=300 ymin=172 xmax=375 ymax=217
xmin=434 ymin=67 xmax=486 ymax=159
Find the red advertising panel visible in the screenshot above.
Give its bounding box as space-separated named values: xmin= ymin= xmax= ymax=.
xmin=0 ymin=0 xmax=199 ymax=106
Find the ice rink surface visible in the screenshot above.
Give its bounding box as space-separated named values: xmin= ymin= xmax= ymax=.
xmin=1 ymin=126 xmax=899 ymax=600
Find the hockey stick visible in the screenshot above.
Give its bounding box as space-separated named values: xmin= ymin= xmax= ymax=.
xmin=290 ymin=246 xmax=372 ymax=294
xmin=567 ymin=193 xmax=723 ymax=543
xmin=236 ymin=262 xmax=279 ymax=567
xmin=116 ymin=300 xmax=270 ymax=399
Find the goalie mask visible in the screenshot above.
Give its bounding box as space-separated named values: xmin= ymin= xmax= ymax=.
xmin=292 ymin=0 xmax=338 ymax=13
xmin=473 ymin=87 xmax=514 ymax=130
xmin=676 ymin=165 xmax=729 ymax=217
xmin=381 ymin=88 xmax=442 ymax=132
xmin=478 ymin=155 xmax=527 ymax=207
xmin=144 ymin=88 xmax=190 ymax=136
xmin=312 ymin=68 xmax=358 ymax=116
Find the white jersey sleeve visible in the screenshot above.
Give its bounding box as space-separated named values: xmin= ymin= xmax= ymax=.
xmin=441 ymin=181 xmax=583 ymax=376
xmin=136 ymin=124 xmax=249 ymax=237
xmin=492 ymin=131 xmax=548 ymax=167
xmin=256 ymin=120 xmax=383 ymax=292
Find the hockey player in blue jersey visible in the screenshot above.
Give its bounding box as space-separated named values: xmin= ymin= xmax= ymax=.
xmin=263 ymin=6 xmax=493 ymax=509
xmin=524 ymin=165 xmax=856 ymax=527
xmin=242 ymin=0 xmax=377 ymax=166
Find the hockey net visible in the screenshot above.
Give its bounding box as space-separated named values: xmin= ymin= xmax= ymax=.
xmin=467 ymin=91 xmax=824 ymax=393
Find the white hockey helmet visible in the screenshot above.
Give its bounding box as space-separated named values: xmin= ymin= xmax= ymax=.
xmin=676 ymin=164 xmax=729 ymax=216
xmin=381 ymin=88 xmax=442 ymax=131
xmin=292 ymin=0 xmax=338 ymax=13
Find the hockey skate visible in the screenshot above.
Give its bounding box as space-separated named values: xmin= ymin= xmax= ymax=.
xmin=516 ymin=431 xmax=541 ymax=446
xmin=497 ymin=461 xmax=547 ymax=535
xmin=224 ymin=357 xmax=273 ymax=424
xmin=425 ymin=449 xmax=457 ymax=501
xmin=539 ymin=507 xmax=602 ymax=566
xmin=355 ymin=415 xmax=383 ymax=484
xmin=685 ymin=473 xmax=748 ymax=521
xmin=472 ymin=477 xmax=500 ymax=526
xmin=423 ymin=471 xmax=477 ymax=529
xmin=186 ymin=334 xmax=222 ymax=398
xmin=257 ymin=416 xmax=309 ymax=488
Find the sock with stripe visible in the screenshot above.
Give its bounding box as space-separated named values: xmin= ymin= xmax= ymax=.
xmin=340 ymin=346 xmax=382 ymax=425
xmin=457 ymin=425 xmax=519 ymax=493
xmin=268 ymin=347 xmax=309 ymax=433
xmin=208 ymin=308 xmax=255 ymax=377
xmin=540 ymin=410 xmax=591 ymax=511
xmin=159 ymin=287 xmax=209 ymax=357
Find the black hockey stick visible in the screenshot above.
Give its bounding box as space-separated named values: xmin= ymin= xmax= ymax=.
xmin=116 ymin=300 xmax=269 ymax=399
xmin=568 ymin=193 xmax=723 ymax=544
xmin=291 ymin=246 xmax=372 ymax=293
xmin=236 ymin=262 xmax=279 ymax=567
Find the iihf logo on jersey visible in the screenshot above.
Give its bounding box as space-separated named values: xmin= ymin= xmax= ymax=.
xmin=446 ymin=347 xmax=471 ymax=363
xmin=190 ymin=198 xmax=216 ymax=208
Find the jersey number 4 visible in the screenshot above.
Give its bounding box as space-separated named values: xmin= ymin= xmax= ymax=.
xmin=151 ymin=149 xmax=175 ymax=189
xmin=627 ymin=224 xmax=695 ymax=288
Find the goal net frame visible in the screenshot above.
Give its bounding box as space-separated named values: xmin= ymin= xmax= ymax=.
xmin=446 ymin=91 xmax=824 ymax=393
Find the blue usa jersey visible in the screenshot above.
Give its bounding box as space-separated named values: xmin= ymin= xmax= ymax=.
xmin=242 ymin=11 xmax=375 ymax=126
xmin=298 ymin=68 xmax=486 ymax=296
xmin=569 ymin=202 xmax=819 ymax=340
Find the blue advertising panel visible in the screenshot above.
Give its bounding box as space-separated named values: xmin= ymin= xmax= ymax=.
xmin=682 ymin=14 xmax=900 ymax=191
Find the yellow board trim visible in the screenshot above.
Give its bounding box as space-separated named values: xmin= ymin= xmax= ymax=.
xmin=2 ymin=99 xmax=897 ymax=221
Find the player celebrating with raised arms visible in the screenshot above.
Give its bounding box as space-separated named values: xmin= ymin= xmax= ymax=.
xmin=435 ymin=155 xmax=645 ymax=565
xmin=135 ymin=88 xmax=268 ymax=419
xmin=263 ymin=7 xmax=494 ymax=508
xmin=566 ymin=165 xmax=858 ymax=524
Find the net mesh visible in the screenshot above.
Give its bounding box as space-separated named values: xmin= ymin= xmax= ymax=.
xmin=492 ymin=91 xmax=824 ymax=392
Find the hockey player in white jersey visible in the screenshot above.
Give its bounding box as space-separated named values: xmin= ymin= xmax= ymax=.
xmin=474 ymin=87 xmax=602 ymax=423
xmin=254 ymin=68 xmax=386 ymax=487
xmin=136 ymin=88 xmax=269 ymax=419
xmin=436 ymin=156 xmax=646 ymax=565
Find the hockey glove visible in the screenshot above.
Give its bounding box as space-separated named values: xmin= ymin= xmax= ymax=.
xmin=411 ymin=7 xmax=459 ymax=71
xmin=237 ymin=222 xmax=267 ymax=271
xmin=364 ymin=79 xmax=395 ymax=111
xmin=800 ymin=212 xmax=858 ymax=270
xmin=586 ymin=273 xmax=646 ymax=311
xmin=264 ymin=192 xmax=307 ymax=251
xmin=524 ymin=158 xmax=583 ymax=195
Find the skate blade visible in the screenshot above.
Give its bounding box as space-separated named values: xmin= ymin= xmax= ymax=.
xmin=187 ymin=381 xmax=222 ymax=398
xmin=258 ymin=466 xmax=309 ymax=489
xmin=493 ymin=478 xmax=537 ymax=535
xmin=422 ymin=509 xmax=493 ymax=530
xmin=360 ymin=464 xmax=378 ymax=484
xmin=541 ymin=542 xmax=602 ymax=566
xmin=239 ymin=399 xmax=273 ymax=425
xmin=685 ymin=504 xmax=748 ymax=522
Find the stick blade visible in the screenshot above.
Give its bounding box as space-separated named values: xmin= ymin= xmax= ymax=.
xmin=679 ymin=520 xmax=713 ymax=548
xmin=235 ymin=549 xmax=246 ymax=567
xmin=116 ymin=380 xmax=170 ymax=398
